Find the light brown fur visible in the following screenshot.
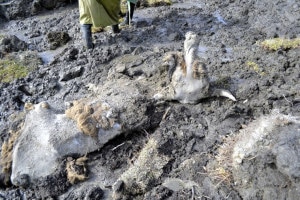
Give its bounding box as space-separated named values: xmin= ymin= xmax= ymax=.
xmin=0 ymin=126 xmax=23 ymax=185
xmin=66 ymin=156 xmax=88 ymax=184
xmin=192 ymin=60 xmax=207 ymax=80
xmin=65 ymin=100 xmax=113 ymax=137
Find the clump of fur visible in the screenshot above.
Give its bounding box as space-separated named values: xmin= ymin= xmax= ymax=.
xmin=203 ymin=166 xmax=233 ymax=187
xmin=66 ymin=156 xmax=88 ymax=184
xmin=65 ymin=100 xmax=114 ymax=137
xmin=208 ymin=111 xmax=300 ymax=188
xmin=162 ymin=52 xmax=186 ymax=80
xmin=0 ymin=117 xmax=25 ymax=186
xmin=114 ymin=138 xmax=170 ymax=197
xmin=24 ymin=102 xmax=34 ymax=111
xmin=216 ymin=110 xmax=300 ymax=173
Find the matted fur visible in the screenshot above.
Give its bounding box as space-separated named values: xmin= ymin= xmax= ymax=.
xmin=65 ymin=100 xmax=114 ymax=137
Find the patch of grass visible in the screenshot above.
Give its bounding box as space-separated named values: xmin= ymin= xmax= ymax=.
xmin=200 ymin=164 xmax=233 ymax=188
xmin=0 ymin=52 xmax=40 ymax=83
xmin=209 ymin=167 xmax=233 ymax=187
xmin=258 ymin=38 xmax=300 ymax=51
xmin=120 ymin=0 xmax=172 ymax=17
xmin=0 ymin=59 xmax=30 ymax=83
xmin=134 ymin=0 xmax=172 ymax=9
xmin=147 ymin=0 xmax=172 ymax=6
xmin=246 ymin=61 xmax=265 ymax=76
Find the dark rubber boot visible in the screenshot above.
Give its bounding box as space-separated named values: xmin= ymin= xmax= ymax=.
xmin=81 ymin=24 xmax=93 ymax=49
xmin=120 ymin=2 xmax=135 ymax=26
xmin=112 ymin=24 xmax=120 ymax=33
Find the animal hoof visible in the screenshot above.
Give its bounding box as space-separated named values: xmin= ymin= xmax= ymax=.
xmin=153 ymin=93 xmax=164 ymax=100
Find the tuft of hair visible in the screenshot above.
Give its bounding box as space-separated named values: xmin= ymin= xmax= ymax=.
xmin=65 ymin=100 xmax=112 ymax=137
xmin=66 ymin=156 xmax=88 ymax=184
xmin=204 ymin=165 xmax=233 ymax=187
xmin=192 ymin=60 xmax=207 ymax=80
xmin=40 ymin=101 xmax=50 ymax=109
xmin=216 ymin=110 xmax=300 ymax=174
xmin=24 ymin=102 xmax=34 ymax=111
xmin=0 ymin=127 xmax=23 ymax=186
xmin=163 ymin=52 xmax=186 ymax=80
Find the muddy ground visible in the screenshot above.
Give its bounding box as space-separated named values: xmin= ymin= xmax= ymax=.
xmin=0 ymin=0 xmax=299 ymax=199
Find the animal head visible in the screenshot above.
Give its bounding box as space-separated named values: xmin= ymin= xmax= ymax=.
xmin=184 ymin=31 xmax=200 ymax=55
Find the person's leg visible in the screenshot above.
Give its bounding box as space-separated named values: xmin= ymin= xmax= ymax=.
xmin=120 ymin=2 xmax=135 ymax=26
xmin=128 ymin=2 xmax=135 ymax=23
xmin=111 ymin=24 xmax=120 ymax=33
xmin=79 ymin=0 xmax=93 ymax=49
xmin=91 ymin=0 xmax=121 ymax=28
xmin=81 ymin=24 xmax=94 ymax=49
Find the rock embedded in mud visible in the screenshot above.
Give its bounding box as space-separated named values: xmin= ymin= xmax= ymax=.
xmin=10 ymin=100 xmax=123 ymax=187
xmin=0 ymin=0 xmax=74 ymax=19
xmin=13 ymin=174 xmax=30 ymax=188
xmin=46 ymin=31 xmax=70 ymax=50
xmin=59 ymin=66 xmax=83 ymax=82
xmin=0 ymin=35 xmax=27 ymax=53
xmin=63 ymin=184 xmax=104 ymax=200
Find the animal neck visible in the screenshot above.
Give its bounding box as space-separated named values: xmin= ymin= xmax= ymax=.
xmin=185 ymin=47 xmax=196 ymax=78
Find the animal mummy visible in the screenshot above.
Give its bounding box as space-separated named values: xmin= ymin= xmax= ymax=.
xmin=154 ymin=31 xmax=236 ymax=104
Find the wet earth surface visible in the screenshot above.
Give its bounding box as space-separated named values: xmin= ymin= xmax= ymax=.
xmin=0 ymin=0 xmax=300 ymax=199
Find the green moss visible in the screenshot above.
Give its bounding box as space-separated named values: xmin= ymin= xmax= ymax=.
xmin=246 ymin=61 xmax=265 ymax=76
xmin=0 ymin=51 xmax=41 ymax=83
xmin=147 ymin=0 xmax=172 ymax=6
xmin=259 ymin=38 xmax=300 ymax=51
xmin=120 ymin=0 xmax=172 ymax=16
xmin=0 ymin=59 xmax=30 ymax=83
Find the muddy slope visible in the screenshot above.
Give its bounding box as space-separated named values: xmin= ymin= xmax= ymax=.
xmin=0 ymin=0 xmax=299 ymax=199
